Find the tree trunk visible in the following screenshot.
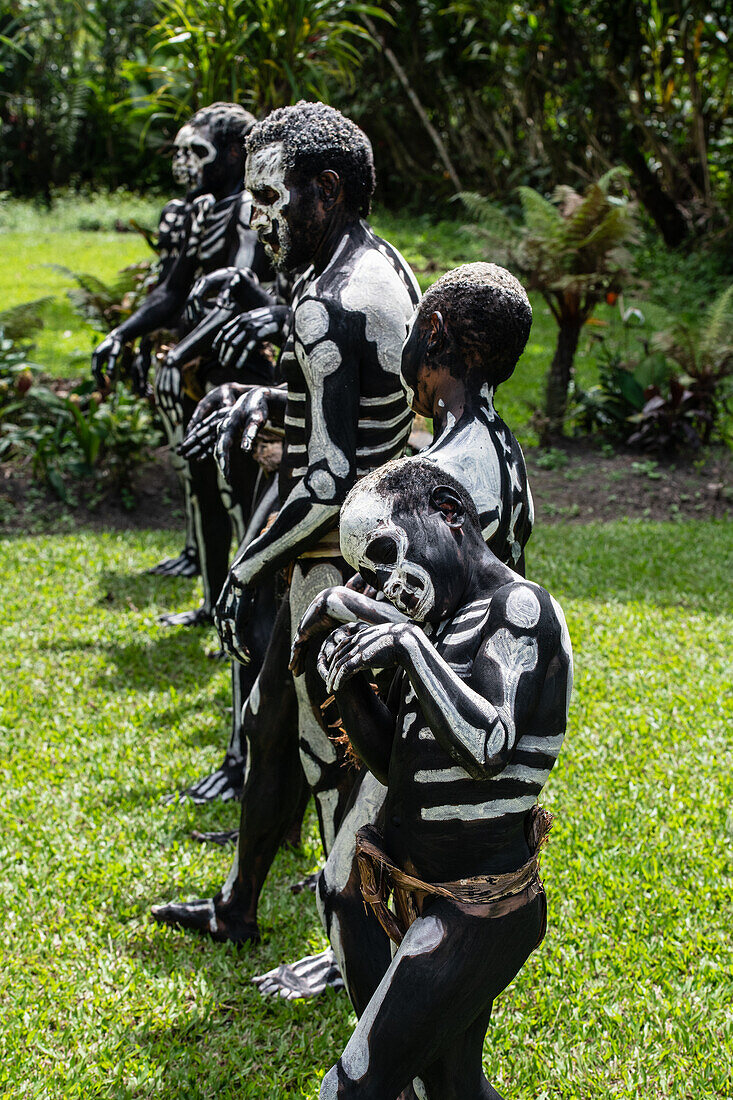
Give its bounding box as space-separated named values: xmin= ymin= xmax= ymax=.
xmin=621 ymin=132 xmax=690 ymax=247
xmin=544 ymin=319 xmax=582 ymax=441
xmin=362 ymin=15 xmax=463 ymax=194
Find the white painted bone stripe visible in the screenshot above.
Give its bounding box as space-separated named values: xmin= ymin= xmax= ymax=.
xmin=414 ymin=762 xmax=552 ymax=785
xmin=359 ymin=409 xmax=413 ymax=429
xmin=359 ymin=394 xmax=405 ymax=406
xmin=356 ymin=436 xmax=411 ymax=458
xmin=450 ymin=599 xmax=493 ymax=624
xmin=421 ymin=794 xmax=538 ymax=821
xmin=518 ymin=732 xmax=565 ymax=753
xmin=441 ymin=614 xmax=492 ymax=646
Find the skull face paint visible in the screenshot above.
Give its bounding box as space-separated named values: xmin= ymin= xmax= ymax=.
xmin=172 ymin=124 xmax=217 ymax=191
xmin=363 ymin=526 xmax=436 ymax=621
xmin=340 ymin=490 xmax=436 ymax=621
xmin=245 ymin=143 xmax=292 ymax=269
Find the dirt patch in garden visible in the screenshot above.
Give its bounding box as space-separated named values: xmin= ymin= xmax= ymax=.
xmin=524 ymin=438 xmax=732 ymax=525
xmin=0 ymin=437 xmax=730 ymax=536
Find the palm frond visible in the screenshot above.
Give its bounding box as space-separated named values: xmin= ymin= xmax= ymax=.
xmin=0 ymin=299 xmax=51 ymax=341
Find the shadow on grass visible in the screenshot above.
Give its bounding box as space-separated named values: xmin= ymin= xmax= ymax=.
xmin=96 ymin=568 xmax=198 ymax=612
xmin=98 ymin=635 xmax=223 ymax=694
xmin=38 ymin=630 xmax=224 ymax=694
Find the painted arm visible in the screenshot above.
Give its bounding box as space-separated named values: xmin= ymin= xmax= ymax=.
xmin=229 ymin=298 xmax=359 ymax=587
xmin=318 ymin=585 xmax=553 ymax=780
xmin=92 ymin=197 xmax=211 ymax=383
xmin=289 ymin=586 xmax=408 ymax=675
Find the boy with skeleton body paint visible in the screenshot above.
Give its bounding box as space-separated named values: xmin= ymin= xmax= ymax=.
xmin=253 ymin=263 xmax=538 ymax=1002
xmin=303 ymin=457 xmax=572 ymax=1100
xmin=151 ymin=102 xmax=421 ymax=943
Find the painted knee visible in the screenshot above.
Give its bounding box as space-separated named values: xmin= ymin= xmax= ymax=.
xmin=320 ymin=1065 xmax=340 ymax=1099
xmin=319 ymin=1063 xmax=371 ymax=1100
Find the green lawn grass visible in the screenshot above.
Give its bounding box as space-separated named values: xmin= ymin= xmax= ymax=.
xmin=1 ymin=521 xmax=731 ymax=1098
xmin=0 ymin=192 xmax=667 ymax=444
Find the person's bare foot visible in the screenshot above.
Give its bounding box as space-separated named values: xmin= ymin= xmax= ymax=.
xmin=252 ymin=948 xmax=343 ymax=1000
xmin=190 ymin=829 xmax=238 ymax=846
xmin=147 ymin=548 xmax=199 ymax=577
xmin=151 ymin=896 xmax=259 ymax=944
xmin=179 ymin=753 xmax=245 ymax=802
xmin=158 ymin=605 xmax=213 ymax=628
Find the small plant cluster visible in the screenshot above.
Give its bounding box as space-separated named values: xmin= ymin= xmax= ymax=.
xmin=0 ymin=330 xmax=161 ymax=506
xmin=51 ymin=260 xmax=155 ymax=335
xmin=573 ymin=286 xmax=733 ymax=453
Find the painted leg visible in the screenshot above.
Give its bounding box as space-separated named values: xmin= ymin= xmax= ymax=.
xmin=316 ymin=772 xmax=392 ymax=1016
xmin=149 ymin=360 xmax=199 ymax=577
xmin=152 ymin=597 xmax=305 ymax=944
xmin=159 ymin=437 xmax=229 ymax=626
xmin=179 ymin=574 xmax=277 ymax=802
xmin=319 ymin=894 xmax=544 ymax=1100
xmin=290 ymin=561 xmax=357 ymax=858
xmin=256 ymin=771 xmax=389 ymax=1006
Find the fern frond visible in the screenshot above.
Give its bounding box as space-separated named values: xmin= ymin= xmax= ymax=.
xmin=700 ymin=284 xmax=733 ymax=365
xmin=518 ymin=186 xmax=563 ymax=240
xmin=0 ymin=299 xmax=51 ymax=340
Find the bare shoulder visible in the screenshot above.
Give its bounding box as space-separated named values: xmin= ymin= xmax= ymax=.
xmin=484 ymin=580 xmax=569 ymax=648
xmin=309 ymin=224 xmax=418 ymax=317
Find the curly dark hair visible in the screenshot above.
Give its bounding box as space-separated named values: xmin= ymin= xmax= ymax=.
xmin=190 ymin=102 xmax=256 ymax=148
xmin=246 ymin=101 xmax=376 ymax=218
xmin=420 ymin=263 xmax=532 ymax=386
xmin=345 ymin=457 xmax=482 ymax=533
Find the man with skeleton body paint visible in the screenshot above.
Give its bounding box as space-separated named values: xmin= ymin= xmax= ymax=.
xmin=151 ymin=102 xmax=421 ymax=943
xmin=299 ymin=457 xmax=572 ymax=1100
xmin=91 ymin=103 xmax=279 ymax=621
xmin=254 ymin=264 xmax=538 ymax=1001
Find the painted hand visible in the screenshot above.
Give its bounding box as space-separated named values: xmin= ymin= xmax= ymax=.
xmin=179 ymin=387 xmax=231 ymax=462
xmin=155 ymin=357 xmax=182 ymax=418
xmin=213 ymin=305 xmax=286 ymax=371
xmin=130 ymin=338 xmax=152 ymax=396
xmin=214 ymin=387 xmax=268 ymax=483
xmin=183 ymin=269 xmax=233 ymax=329
xmin=91 ymin=329 xmax=123 ymax=388
xmin=318 ymin=622 xmax=408 ymax=694
xmin=289 ymin=587 xmax=344 ymax=676
xmin=213 ymin=572 xmax=255 ymax=665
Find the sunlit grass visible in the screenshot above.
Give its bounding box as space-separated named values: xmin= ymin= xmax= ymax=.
xmin=0 ymin=521 xmax=731 ymax=1097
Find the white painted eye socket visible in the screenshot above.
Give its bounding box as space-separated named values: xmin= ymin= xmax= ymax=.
xmin=363 ymin=526 xmax=407 ymax=572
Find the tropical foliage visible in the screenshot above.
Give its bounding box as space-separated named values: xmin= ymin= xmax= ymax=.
xmin=463 ymin=169 xmax=638 ymax=437
xmin=123 ymin=0 xmax=384 ymax=133
xmin=2 ymin=0 xmax=731 ymax=250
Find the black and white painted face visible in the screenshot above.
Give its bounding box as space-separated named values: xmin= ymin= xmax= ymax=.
xmin=340 ymin=491 xmax=434 ymax=620
xmin=245 ymin=143 xmax=293 ymax=269
xmin=172 ymin=124 xmax=218 ymax=191
xmin=341 ymin=489 xmax=467 ymax=623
